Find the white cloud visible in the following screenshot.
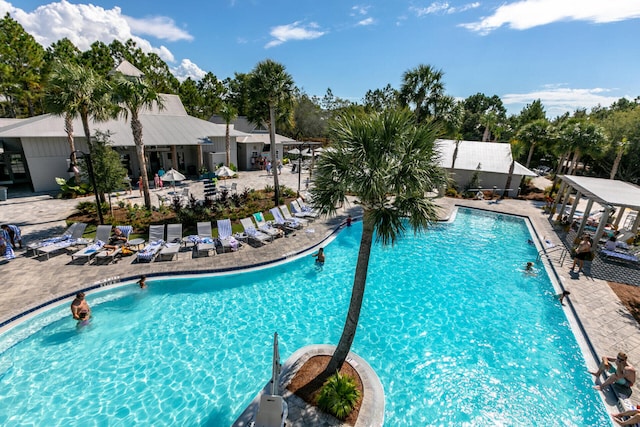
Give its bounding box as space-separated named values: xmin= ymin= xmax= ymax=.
xmin=351 ymin=5 xmax=370 ymax=16
xmin=125 ymin=16 xmax=193 ymax=42
xmin=265 ymin=21 xmax=325 ymax=49
xmin=502 ymin=85 xmax=626 ymax=117
xmin=462 ymin=0 xmax=640 ymax=35
xmin=411 ymin=2 xmax=480 ymax=17
xmin=357 ymin=17 xmax=375 ymax=26
xmin=4 ymin=1 xmax=191 ymax=63
xmin=171 ymin=59 xmax=207 ymax=82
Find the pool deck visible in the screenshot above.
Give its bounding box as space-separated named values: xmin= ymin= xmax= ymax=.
xmin=1 ymin=176 xmax=638 ymax=421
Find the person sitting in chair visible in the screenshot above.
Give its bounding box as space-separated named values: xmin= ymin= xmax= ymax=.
xmin=103 ymin=227 xmax=127 ymax=254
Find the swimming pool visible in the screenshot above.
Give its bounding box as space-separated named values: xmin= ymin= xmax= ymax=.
xmin=0 ymin=208 xmax=610 ymax=426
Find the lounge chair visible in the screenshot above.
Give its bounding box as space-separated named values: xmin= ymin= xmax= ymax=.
xmin=217 ymin=219 xmax=240 ymax=253
xmin=279 ymin=204 xmax=308 ymax=226
xmin=137 ymin=225 xmax=165 ymax=263
xmin=290 ymin=199 xmax=318 ymax=219
xmin=252 ymin=212 xmax=284 ymax=239
xmin=270 ymin=207 xmax=301 ymax=232
xmin=70 ymin=225 xmax=111 ymax=263
xmin=240 ymin=217 xmax=272 ymax=246
xmin=159 ymin=224 xmax=182 ymax=260
xmin=195 ymin=221 xmax=215 ymax=257
xmin=251 ymin=394 xmax=288 ymax=427
xmin=296 ymin=197 xmax=319 ymax=216
xmin=600 ymin=249 xmax=639 ymax=264
xmin=94 ymin=225 xmax=133 ymax=264
xmin=34 ymin=223 xmax=88 ymax=260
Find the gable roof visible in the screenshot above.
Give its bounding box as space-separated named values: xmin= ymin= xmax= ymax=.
xmin=437 ymin=139 xmax=536 ymax=176
xmin=0 ymin=94 xmax=249 ymax=146
xmin=112 ymin=60 xmax=144 ymax=78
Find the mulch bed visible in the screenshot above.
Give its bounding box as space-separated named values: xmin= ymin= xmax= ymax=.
xmin=287 ymin=355 xmax=363 ymax=426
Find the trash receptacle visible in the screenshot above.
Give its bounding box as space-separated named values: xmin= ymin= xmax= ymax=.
xmin=0 ymin=186 xmax=6 ymax=201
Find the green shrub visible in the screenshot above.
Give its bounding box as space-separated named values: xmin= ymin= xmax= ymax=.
xmin=317 ymin=371 xmax=361 ymax=420
xmin=445 ymin=187 xmax=458 ymax=197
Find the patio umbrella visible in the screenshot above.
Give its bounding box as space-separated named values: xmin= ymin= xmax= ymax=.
xmin=301 ymin=148 xmax=314 ymax=157
xmin=215 ymin=166 xmax=237 ymax=178
xmin=287 ymin=148 xmax=301 ymax=155
xmin=160 ymin=168 xmax=186 ymax=191
xmin=271 ymin=332 xmax=281 ymax=395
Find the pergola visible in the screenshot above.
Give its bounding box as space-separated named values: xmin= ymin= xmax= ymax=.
xmin=550 ymin=175 xmax=640 ymax=245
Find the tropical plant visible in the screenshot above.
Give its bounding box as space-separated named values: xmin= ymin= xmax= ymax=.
xmin=45 ymin=60 xmax=113 ymax=182
xmin=112 ymin=72 xmax=165 ymax=208
xmin=247 ymin=60 xmax=295 ymax=204
xmin=311 ymin=108 xmax=447 ymax=375
xmin=515 ymin=119 xmax=551 ymax=168
xmin=317 ymin=371 xmax=361 ymax=420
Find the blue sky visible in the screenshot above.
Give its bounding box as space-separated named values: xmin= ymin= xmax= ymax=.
xmin=7 ymin=0 xmax=640 ymax=117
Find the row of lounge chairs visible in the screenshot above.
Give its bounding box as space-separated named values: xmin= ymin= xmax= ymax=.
xmin=24 ymin=198 xmax=321 ymax=263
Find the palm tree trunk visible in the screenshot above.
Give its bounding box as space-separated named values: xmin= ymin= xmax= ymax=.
xmin=500 ymin=160 xmax=515 ymax=199
xmin=64 ymin=113 xmax=81 ymax=184
xmin=269 ymin=105 xmax=280 ymax=203
xmin=81 ymin=113 xmax=92 ymax=152
xmin=325 ymin=214 xmax=374 ymax=375
xmin=525 ymin=142 xmax=536 ymax=168
xmin=132 ymin=116 xmax=152 ymax=208
xmin=225 ymin=123 xmax=231 ymax=167
xmin=610 ymin=147 xmax=624 ymax=179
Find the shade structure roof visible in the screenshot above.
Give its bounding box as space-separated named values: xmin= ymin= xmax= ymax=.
xmin=436 ymin=139 xmax=536 ymax=176
xmin=560 ymin=175 xmax=640 ymax=211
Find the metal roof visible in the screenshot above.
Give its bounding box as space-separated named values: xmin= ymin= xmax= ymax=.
xmin=437 ymin=139 xmax=536 ymax=176
xmin=0 ymin=94 xmax=249 ymax=145
xmin=561 ymin=175 xmax=640 ymax=211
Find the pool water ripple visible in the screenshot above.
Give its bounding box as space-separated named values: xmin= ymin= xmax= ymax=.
xmin=0 ymin=208 xmax=610 ymax=426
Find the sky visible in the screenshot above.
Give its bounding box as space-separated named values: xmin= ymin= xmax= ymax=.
xmin=6 ymin=0 xmax=640 ymax=118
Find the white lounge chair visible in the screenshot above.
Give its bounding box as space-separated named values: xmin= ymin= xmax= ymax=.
xmin=195 ymin=221 xmax=215 ymax=257
xmin=290 ymin=200 xmax=318 ymax=219
xmin=240 ymin=217 xmax=272 ymax=246
xmin=217 ymin=219 xmax=240 ymax=253
xmin=159 ymin=224 xmax=182 ymax=260
xmin=296 ymin=197 xmax=319 ymax=216
xmin=270 ymin=207 xmax=301 ymax=232
xmin=137 ymin=225 xmax=165 ymax=263
xmin=251 ymin=394 xmax=288 ymax=427
xmin=34 ymin=222 xmax=88 ymax=260
xmin=71 ymin=225 xmax=111 ymax=263
xmin=95 ymin=225 xmax=133 ymax=264
xmin=252 ymin=212 xmax=284 ymax=239
xmin=279 ymin=204 xmax=308 ymax=226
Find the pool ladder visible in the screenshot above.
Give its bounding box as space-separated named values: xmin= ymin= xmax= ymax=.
xmin=94 ymin=276 xmax=121 ymax=287
xmin=537 ymin=246 xmax=568 ymax=266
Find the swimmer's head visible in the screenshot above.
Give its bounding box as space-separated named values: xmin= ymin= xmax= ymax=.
xmin=76 ymin=292 xmax=85 ymax=300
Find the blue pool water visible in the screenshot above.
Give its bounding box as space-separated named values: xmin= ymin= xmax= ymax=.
xmin=0 ymin=208 xmax=610 ymax=426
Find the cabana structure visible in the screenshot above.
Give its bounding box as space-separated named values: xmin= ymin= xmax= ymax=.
xmin=550 ymin=175 xmax=640 ymax=245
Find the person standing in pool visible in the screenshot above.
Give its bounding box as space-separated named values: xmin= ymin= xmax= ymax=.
xmin=312 ymin=247 xmax=325 ymax=265
xmin=71 ymin=292 xmax=91 ymax=321
xmin=137 ymin=275 xmax=147 ymax=289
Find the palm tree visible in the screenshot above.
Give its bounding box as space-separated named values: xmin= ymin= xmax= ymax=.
xmin=515 ymin=119 xmax=550 ymax=168
xmin=218 ymin=102 xmax=238 ymax=167
xmin=112 ymin=72 xmax=164 ymax=208
xmin=247 ymin=60 xmax=295 ymax=204
xmin=398 ymin=64 xmax=445 ymax=123
xmin=311 ymin=108 xmax=447 ymax=375
xmin=500 ymin=140 xmax=526 ymax=200
xmin=45 ymin=60 xmax=112 ymax=183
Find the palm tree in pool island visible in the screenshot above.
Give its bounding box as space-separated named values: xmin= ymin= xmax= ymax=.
xmin=311 ymin=108 xmax=447 ymax=376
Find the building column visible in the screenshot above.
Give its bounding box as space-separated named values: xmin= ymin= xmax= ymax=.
xmin=633 ymin=211 xmax=640 ymax=234
xmin=593 ymin=205 xmax=613 ymax=245
xmin=576 ymin=199 xmax=594 ymax=238
xmin=558 ymin=185 xmax=573 ymax=222
xmin=613 ymin=207 xmax=625 ymax=229
xmin=171 ymin=145 xmax=177 ymax=170
xmin=568 ymin=191 xmax=582 ymax=223
xmin=197 ymin=145 xmax=203 ymax=171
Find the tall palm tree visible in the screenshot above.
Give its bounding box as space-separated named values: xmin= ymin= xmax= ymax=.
xmin=45 ymin=60 xmax=112 ymax=183
xmin=311 ymin=108 xmax=447 ymax=375
xmin=247 ymin=60 xmax=295 ymax=204
xmin=112 ymin=72 xmax=164 ymax=208
xmin=218 ymin=102 xmax=238 ymax=167
xmin=398 ymin=64 xmax=445 ymax=123
xmin=515 ymin=119 xmax=550 ymax=168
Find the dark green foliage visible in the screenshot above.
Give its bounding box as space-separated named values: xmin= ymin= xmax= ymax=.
xmin=317 ymin=371 xmax=361 ymax=420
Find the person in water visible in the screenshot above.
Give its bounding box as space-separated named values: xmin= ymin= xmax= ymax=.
xmin=312 ymin=247 xmax=325 ymax=265
xmin=591 ymin=352 xmax=636 ymax=393
xmin=71 ymin=292 xmax=91 ymax=321
xmin=137 ymin=275 xmax=147 ymax=289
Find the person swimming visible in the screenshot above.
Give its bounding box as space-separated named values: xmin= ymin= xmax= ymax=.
xmin=71 ymin=292 xmax=91 ymax=321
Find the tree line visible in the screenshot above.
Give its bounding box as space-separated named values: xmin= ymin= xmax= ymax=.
xmin=1 ymin=12 xmax=639 ymax=184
